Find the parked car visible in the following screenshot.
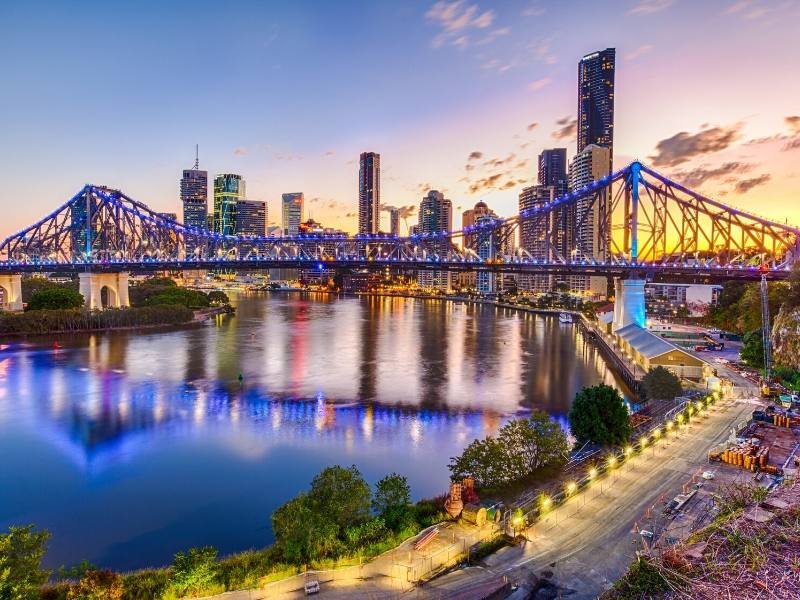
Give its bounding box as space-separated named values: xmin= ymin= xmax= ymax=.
xmin=702 ymin=471 xmax=715 ymax=480
xmin=304 ymin=580 xmax=320 ymax=595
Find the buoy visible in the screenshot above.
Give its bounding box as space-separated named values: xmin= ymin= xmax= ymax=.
xmin=238 ymin=372 xmax=244 ymax=383
xmin=53 ymin=341 xmax=60 ymax=349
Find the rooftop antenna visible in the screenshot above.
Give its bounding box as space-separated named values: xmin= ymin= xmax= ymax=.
xmin=193 ymin=144 xmax=199 ymax=170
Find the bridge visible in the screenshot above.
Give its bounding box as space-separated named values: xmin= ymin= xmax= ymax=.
xmin=0 ymin=161 xmax=797 ymax=315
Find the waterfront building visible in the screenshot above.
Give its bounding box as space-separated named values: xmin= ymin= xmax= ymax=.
xmin=389 ymin=208 xmax=400 ymax=237
xmin=518 ymin=184 xmax=555 ymax=293
xmin=358 ymin=152 xmax=380 ymax=234
xmin=282 ymin=193 xmax=304 ymax=236
xmin=416 ymin=190 xmax=452 ymax=291
xmin=213 ymin=174 xmax=245 ymax=236
xmin=578 ymin=48 xmax=615 ymax=172
xmin=568 ymin=144 xmax=611 ymax=296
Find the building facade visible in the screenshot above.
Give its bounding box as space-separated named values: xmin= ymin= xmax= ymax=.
xmin=281 ymin=193 xmax=304 ymax=236
xmin=389 ymin=208 xmax=400 ymax=237
xmin=213 ymin=174 xmax=245 ymax=236
xmin=416 ymin=190 xmax=452 ymax=291
xmin=578 ymin=48 xmax=615 ymax=173
xmin=181 ymin=167 xmax=208 ymax=240
xmin=518 ymin=184 xmax=555 ymax=292
xmin=358 ymin=152 xmax=380 ymax=234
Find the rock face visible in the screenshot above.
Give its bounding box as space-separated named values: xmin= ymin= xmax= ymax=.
xmin=772 ymin=307 xmax=800 ymax=369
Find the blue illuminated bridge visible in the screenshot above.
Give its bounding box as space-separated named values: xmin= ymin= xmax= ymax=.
xmin=1 ymin=161 xmax=798 ymax=283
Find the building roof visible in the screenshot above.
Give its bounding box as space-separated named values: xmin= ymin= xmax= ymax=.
xmin=615 ymin=323 xmax=698 ymax=361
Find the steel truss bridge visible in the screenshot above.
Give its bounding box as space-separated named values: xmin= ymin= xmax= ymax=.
xmin=1 ymin=161 xmax=798 ymax=282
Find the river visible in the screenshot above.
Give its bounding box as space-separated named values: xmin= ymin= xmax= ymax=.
xmin=0 ymin=293 xmax=626 ymax=571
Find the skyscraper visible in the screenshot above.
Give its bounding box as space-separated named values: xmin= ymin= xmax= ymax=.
xmin=213 ymin=174 xmax=245 ymax=236
xmin=181 ymin=151 xmax=208 ymax=257
xmin=358 ymin=152 xmax=380 ymax=234
xmin=537 ymin=148 xmax=570 ymax=269
xmin=569 ymin=143 xmax=611 ymax=295
xmin=578 ymin=48 xmax=615 ymax=172
xmin=236 ymin=199 xmax=267 ymax=254
xmin=282 ymin=193 xmax=304 ymax=236
xmin=417 ymin=190 xmax=452 ymax=290
xmin=518 ymin=184 xmax=555 ymax=292
xmin=389 ymin=208 xmax=400 ymax=237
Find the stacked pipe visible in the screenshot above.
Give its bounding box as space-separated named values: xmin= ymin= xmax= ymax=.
xmin=720 ymin=443 xmax=770 ymax=471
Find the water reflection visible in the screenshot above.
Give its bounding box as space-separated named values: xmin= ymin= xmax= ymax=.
xmin=0 ymin=294 xmax=625 ymax=570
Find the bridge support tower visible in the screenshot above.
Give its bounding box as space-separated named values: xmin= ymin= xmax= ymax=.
xmin=0 ymin=274 xmax=23 ymax=311
xmin=79 ymin=272 xmax=130 ymax=310
xmin=612 ymin=278 xmax=646 ymax=331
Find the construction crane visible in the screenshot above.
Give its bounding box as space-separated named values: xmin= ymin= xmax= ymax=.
xmin=760 ymin=264 xmax=773 ymax=385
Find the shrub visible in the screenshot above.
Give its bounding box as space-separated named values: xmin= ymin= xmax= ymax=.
xmin=569 ymin=384 xmax=631 ymax=446
xmin=170 ymin=546 xmax=218 ymax=597
xmin=26 ymin=288 xmax=84 ymax=311
xmin=641 ymin=366 xmax=683 ymax=400
xmin=0 ymin=525 xmax=51 ymax=600
xmin=67 ymin=569 xmax=123 ymax=600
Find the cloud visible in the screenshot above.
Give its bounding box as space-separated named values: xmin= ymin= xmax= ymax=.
xmin=468 ymin=151 xmax=483 ymax=160
xmin=233 ymin=148 xmax=249 ymax=156
xmin=528 ymin=39 xmax=556 ymax=64
xmin=521 ymin=3 xmax=545 ymax=17
xmin=625 ymin=44 xmax=654 ymax=61
xmin=482 ymin=153 xmax=516 ymax=168
xmin=670 ymin=162 xmax=753 ymax=188
xmin=726 ymin=0 xmax=775 ymax=20
xmin=468 ymin=173 xmax=504 ymax=194
xmin=323 ymin=150 xmax=335 ymax=157
xmin=648 ymin=123 xmax=743 ymax=167
xmin=273 ymin=151 xmax=304 ymax=161
xmin=627 ymin=0 xmax=675 ymax=16
xmin=345 ymin=212 xmax=356 ymax=218
xmin=480 ymin=58 xmax=513 ymax=72
xmin=527 ymin=77 xmax=551 ymax=91
xmin=501 ymin=180 xmax=517 ymax=189
xmin=425 ymin=1 xmax=495 ymax=48
xmin=381 ymin=204 xmax=417 ymax=218
xmin=551 ymin=116 xmax=578 ymax=140
xmin=526 ymin=122 xmax=539 ymax=132
xmin=786 ymin=116 xmax=800 ymax=135
xmin=734 ymin=174 xmax=771 ymax=194
xmin=476 ymin=27 xmax=511 ymax=45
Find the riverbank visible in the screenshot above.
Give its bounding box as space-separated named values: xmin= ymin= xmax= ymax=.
xmin=0 ymin=305 xmax=231 ymax=338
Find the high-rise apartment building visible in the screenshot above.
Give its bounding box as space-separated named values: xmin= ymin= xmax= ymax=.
xmin=536 ymin=148 xmax=570 ymax=264
xmin=281 ymin=193 xmax=304 ymax=236
xmin=389 ymin=207 xmax=400 ymax=237
xmin=213 ymin=174 xmax=245 ymax=236
xmin=181 ymin=154 xmax=208 ymax=257
xmin=417 ymin=190 xmax=452 ymax=291
xmin=578 ymin=48 xmax=615 ymax=172
xmin=518 ymin=185 xmax=556 ymax=292
xmin=569 ymin=143 xmax=611 ymax=295
xmin=358 ymin=152 xmax=380 ymax=234
xmin=236 ymin=199 xmax=267 ymax=254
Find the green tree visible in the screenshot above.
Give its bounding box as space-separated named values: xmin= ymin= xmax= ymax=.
xmin=740 ymin=329 xmax=765 ymax=370
xmin=206 ymin=290 xmax=230 ymax=306
xmin=307 ymin=465 xmax=371 ymax=530
xmin=271 ymin=495 xmax=340 ymax=564
xmin=0 ymin=525 xmax=51 ymax=600
xmin=568 ymin=384 xmax=631 ymax=446
xmin=25 ymin=288 xmax=84 ymax=311
xmin=448 ymin=436 xmax=506 ymax=488
xmin=143 ymin=287 xmax=209 ymax=309
xmin=67 ymin=569 xmax=123 ymax=600
xmin=641 ymin=366 xmax=683 ymax=400
xmin=372 ymin=473 xmax=411 ymax=515
xmin=170 ymin=546 xmax=218 ymax=597
xmin=21 ymin=277 xmax=78 ymax=303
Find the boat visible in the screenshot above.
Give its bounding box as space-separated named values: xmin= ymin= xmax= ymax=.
xmin=558 ymin=312 xmax=573 ymax=324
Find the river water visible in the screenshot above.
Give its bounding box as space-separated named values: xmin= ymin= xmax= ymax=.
xmin=0 ymin=293 xmax=625 ymax=571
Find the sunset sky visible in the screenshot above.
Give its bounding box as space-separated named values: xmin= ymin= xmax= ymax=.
xmin=1 ymin=0 xmax=799 ymax=236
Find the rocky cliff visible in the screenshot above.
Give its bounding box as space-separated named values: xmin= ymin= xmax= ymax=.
xmin=772 ymin=307 xmax=800 ymax=369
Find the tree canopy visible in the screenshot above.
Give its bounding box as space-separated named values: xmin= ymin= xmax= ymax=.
xmin=448 ymin=411 xmax=569 ymax=489
xmin=740 ymin=329 xmax=765 ymax=370
xmin=307 ymin=465 xmax=372 ymax=530
xmin=568 ymin=384 xmax=631 ymax=447
xmin=25 ymin=288 xmax=84 ymax=311
xmin=371 ymin=473 xmax=411 ymax=515
xmin=0 ymin=525 xmax=51 ymax=600
xmin=641 ymin=366 xmax=683 ymax=400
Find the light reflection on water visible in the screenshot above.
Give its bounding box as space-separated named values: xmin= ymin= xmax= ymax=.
xmin=0 ymin=293 xmax=625 ymax=571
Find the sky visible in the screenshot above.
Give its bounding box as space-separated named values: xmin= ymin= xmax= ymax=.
xmin=1 ymin=0 xmax=799 ymax=237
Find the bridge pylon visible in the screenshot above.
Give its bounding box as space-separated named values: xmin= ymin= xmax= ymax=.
xmin=0 ymin=274 xmax=22 ymax=311
xmin=612 ymin=278 xmax=646 ymax=332
xmin=78 ymin=272 xmax=130 ymax=310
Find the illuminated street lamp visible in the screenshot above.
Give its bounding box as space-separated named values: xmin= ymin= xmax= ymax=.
xmin=589 ymin=467 xmax=598 ymax=479
xmin=625 ymin=446 xmax=633 ymax=457
xmin=566 ymin=482 xmax=577 ymax=496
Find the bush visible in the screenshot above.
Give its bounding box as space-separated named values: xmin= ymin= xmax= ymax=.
xmin=26 ymin=288 xmax=84 ymax=311
xmin=67 ymin=569 xmax=123 ymax=600
xmin=121 ymin=569 xmax=170 ymax=600
xmin=740 ymin=329 xmax=765 ymax=369
xmin=372 ymin=473 xmax=411 ymax=515
xmin=641 ymin=366 xmax=682 ymax=400
xmin=569 ymin=384 xmax=631 ymax=446
xmin=171 ymin=546 xmax=218 ymax=597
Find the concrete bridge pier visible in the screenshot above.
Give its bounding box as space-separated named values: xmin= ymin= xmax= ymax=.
xmin=0 ymin=274 xmax=23 ymax=311
xmin=612 ymin=278 xmax=646 ymax=331
xmin=79 ymin=272 xmax=130 ymax=309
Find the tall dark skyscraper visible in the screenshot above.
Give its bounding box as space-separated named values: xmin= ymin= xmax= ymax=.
xmin=358 ymin=152 xmax=380 ymax=234
xmin=213 ymin=174 xmax=245 ymax=236
xmin=577 ymin=48 xmax=615 ymax=172
xmin=537 ymin=148 xmax=568 ymax=196
xmin=180 ymin=148 xmax=208 ymax=256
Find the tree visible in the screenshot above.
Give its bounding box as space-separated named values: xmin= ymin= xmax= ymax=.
xmin=372 ymin=473 xmax=411 ymax=515
xmin=641 ymin=366 xmax=683 ymax=400
xmin=67 ymin=569 xmax=123 ymax=600
xmin=568 ymin=384 xmax=631 ymax=446
xmin=26 ymin=288 xmax=84 ymax=311
xmin=271 ymin=495 xmax=340 ymax=564
xmin=143 ymin=287 xmax=209 ymax=309
xmin=170 ymin=546 xmax=218 ymax=597
xmin=21 ymin=276 xmax=78 ymax=303
xmin=207 ymin=291 xmax=230 ymax=306
xmin=740 ymin=329 xmax=765 ymax=370
xmin=0 ymin=525 xmax=51 ymax=600
xmin=307 ymin=465 xmax=371 ymax=530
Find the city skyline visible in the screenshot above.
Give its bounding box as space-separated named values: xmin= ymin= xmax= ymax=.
xmin=1 ymin=1 xmax=799 ymax=237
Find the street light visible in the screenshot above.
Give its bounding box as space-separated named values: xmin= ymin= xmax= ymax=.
xmin=566 ymin=482 xmax=577 ymax=496
xmin=589 ymin=467 xmax=598 ymax=479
